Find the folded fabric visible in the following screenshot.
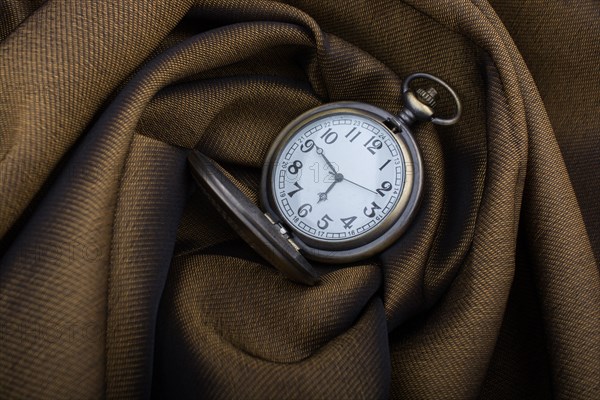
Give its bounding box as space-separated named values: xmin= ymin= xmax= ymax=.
xmin=0 ymin=1 xmax=598 ymax=398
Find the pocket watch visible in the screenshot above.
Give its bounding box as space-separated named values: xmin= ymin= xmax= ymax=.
xmin=188 ymin=73 xmax=461 ymax=285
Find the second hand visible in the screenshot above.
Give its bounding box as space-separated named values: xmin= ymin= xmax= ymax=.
xmin=330 ymin=172 xmax=378 ymax=195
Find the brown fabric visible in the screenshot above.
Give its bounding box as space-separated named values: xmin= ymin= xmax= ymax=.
xmin=0 ymin=0 xmax=598 ymax=399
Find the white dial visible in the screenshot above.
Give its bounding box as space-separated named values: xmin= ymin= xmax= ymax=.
xmin=269 ymin=110 xmax=413 ymax=250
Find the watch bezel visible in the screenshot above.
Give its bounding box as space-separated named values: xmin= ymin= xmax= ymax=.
xmin=260 ymin=101 xmax=423 ymax=263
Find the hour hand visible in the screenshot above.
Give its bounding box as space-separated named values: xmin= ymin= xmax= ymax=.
xmin=318 ymin=173 xmax=345 ymax=203
xmin=317 ymin=192 xmax=328 ymax=203
xmin=317 ymin=181 xmax=336 ymax=203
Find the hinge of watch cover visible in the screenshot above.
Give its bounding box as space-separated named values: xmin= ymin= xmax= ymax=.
xmin=264 ymin=213 xmax=301 ymax=252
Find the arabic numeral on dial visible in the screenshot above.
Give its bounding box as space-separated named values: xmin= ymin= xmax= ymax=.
xmin=287 ymin=182 xmax=303 ymax=197
xmin=317 ymin=214 xmax=333 ymax=229
xmin=376 ymin=181 xmax=392 ymax=197
xmin=288 ymin=160 xmax=303 ymax=174
xmin=345 ymin=127 xmax=361 ymax=142
xmin=300 ymin=139 xmax=315 ymax=152
xmin=363 ymin=202 xmax=382 ymax=218
xmin=298 ymin=203 xmax=313 ymax=217
xmin=320 ymin=128 xmax=338 ymax=144
xmin=379 ymin=159 xmax=391 ymax=171
xmin=364 ymin=136 xmax=383 ymax=154
xmin=340 ymin=216 xmax=357 ymax=229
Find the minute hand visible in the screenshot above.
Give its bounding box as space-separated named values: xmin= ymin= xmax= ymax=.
xmin=315 ymin=146 xmax=337 ymax=173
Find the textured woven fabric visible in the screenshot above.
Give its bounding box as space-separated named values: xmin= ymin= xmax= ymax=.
xmin=0 ymin=0 xmax=598 ymax=399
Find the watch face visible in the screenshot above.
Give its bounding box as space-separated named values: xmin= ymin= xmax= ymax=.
xmin=264 ymin=104 xmax=417 ymax=251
